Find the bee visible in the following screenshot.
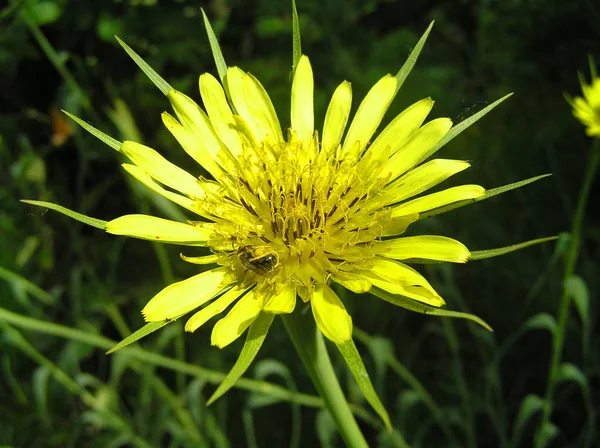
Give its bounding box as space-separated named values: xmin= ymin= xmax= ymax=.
xmin=237 ymin=246 xmax=280 ymax=275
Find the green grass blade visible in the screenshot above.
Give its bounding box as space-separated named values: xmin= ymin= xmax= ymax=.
xmin=207 ymin=312 xmax=275 ymax=405
xmin=21 ymin=200 xmax=108 ymax=229
xmin=292 ymin=0 xmax=302 ymax=71
xmin=470 ymin=236 xmax=558 ymax=260
xmin=337 ymin=338 xmax=391 ymax=430
xmin=62 ymin=110 xmax=122 ymax=151
xmin=422 ymin=93 xmax=513 ymax=161
xmin=371 ymin=287 xmax=492 ymax=331
xmin=201 ymin=9 xmax=228 ymax=84
xmin=107 ymin=321 xmax=171 ymax=354
xmin=420 ymin=173 xmax=552 ymax=219
xmin=0 ymin=306 xmax=324 ymax=408
xmin=0 ymin=266 xmax=56 ymax=305
xmin=115 ymin=36 xmax=172 ymax=95
xmin=394 ymin=21 xmax=434 ymax=95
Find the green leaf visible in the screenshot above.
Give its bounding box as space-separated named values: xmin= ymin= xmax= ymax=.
xmin=556 ymin=363 xmax=588 ymax=390
xmin=201 ymin=9 xmax=228 ymax=85
xmin=21 ymin=200 xmax=108 ymax=230
xmin=0 ymin=266 xmax=56 ymax=305
xmin=523 ymin=313 xmax=557 ymax=335
xmin=62 ymin=110 xmax=122 ymax=151
xmin=470 ymin=236 xmax=558 ymax=260
xmin=337 ymin=338 xmax=391 ymax=430
xmin=420 ymin=174 xmax=552 ymax=219
xmin=207 ymin=312 xmax=275 ymax=405
xmin=536 ymin=422 xmax=558 ymax=448
xmin=564 ymin=275 xmax=589 ymax=329
xmin=107 ymin=321 xmax=171 ymax=354
xmin=422 ymin=93 xmax=513 ymax=161
xmin=27 ymin=1 xmax=62 ymax=25
xmin=291 ymin=0 xmax=302 ymax=71
xmin=115 ymin=36 xmax=172 ymax=95
xmin=513 ymin=394 xmax=545 ymax=445
xmin=371 ymin=286 xmax=492 ymax=331
xmin=394 ymin=21 xmax=434 ymax=95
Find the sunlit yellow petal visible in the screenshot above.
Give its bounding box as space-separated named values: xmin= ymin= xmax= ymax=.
xmin=211 ymin=289 xmax=262 ymax=348
xmin=185 ymin=285 xmax=251 ymax=332
xmin=142 ymin=267 xmax=233 ymax=321
xmin=121 ymin=141 xmax=210 ymax=199
xmin=291 ymin=55 xmax=314 ymax=142
xmin=167 ymin=90 xmax=236 ymax=172
xmin=199 ymin=73 xmax=243 ymax=156
xmin=262 ymin=283 xmax=296 ymax=314
xmin=383 ymin=159 xmax=471 ymax=204
xmin=331 ymin=270 xmax=372 ymax=293
xmin=180 ymin=253 xmax=219 ymax=265
xmin=367 ymin=97 xmax=434 ymax=161
xmin=105 ymin=214 xmax=214 ymax=244
xmin=227 ymin=67 xmax=283 ymax=146
xmin=311 ymin=284 xmax=352 ymax=343
xmin=382 ymin=117 xmax=453 ymax=181
xmin=366 ymin=273 xmax=445 ymax=307
xmin=161 ymin=112 xmax=225 ymax=179
xmin=322 ymin=81 xmax=352 ymax=154
xmin=390 ymin=185 xmax=485 ymax=217
xmin=369 ymin=258 xmax=440 ymax=299
xmin=340 ymin=74 xmax=397 ymax=160
xmin=374 ymin=235 xmax=471 ymax=263
xmin=122 ymin=163 xmax=209 ymax=216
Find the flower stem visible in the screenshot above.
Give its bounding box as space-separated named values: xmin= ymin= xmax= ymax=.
xmin=536 ymin=139 xmax=600 ymax=446
xmin=283 ymin=307 xmax=368 ymax=448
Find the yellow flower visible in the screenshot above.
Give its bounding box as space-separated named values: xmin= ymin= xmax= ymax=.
xmin=94 ymin=51 xmax=487 ymax=348
xmin=572 ymin=64 xmax=600 ymax=137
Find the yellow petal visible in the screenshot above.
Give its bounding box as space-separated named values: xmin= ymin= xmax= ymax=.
xmin=166 ymin=90 xmax=230 ymax=170
xmin=226 ymin=67 xmax=283 ymax=146
xmin=367 ymin=97 xmax=434 ymax=161
xmin=368 ymin=258 xmax=441 ymax=302
xmin=382 ymin=117 xmax=453 ymax=181
xmin=211 ymin=289 xmax=262 ymax=348
xmin=340 ymin=74 xmax=397 ymax=160
xmin=322 ymin=81 xmax=352 ymax=155
xmin=199 ymin=73 xmax=243 ymax=157
xmin=121 ymin=141 xmax=209 ymax=199
xmin=367 ymin=274 xmax=445 ymax=307
xmin=142 ymin=267 xmax=232 ymax=321
xmin=180 ymin=253 xmax=219 ymax=265
xmin=122 ymin=164 xmax=209 ymax=217
xmin=311 ymin=284 xmax=352 ymax=344
xmin=390 ymin=185 xmax=485 ymax=217
xmin=383 ymin=159 xmax=471 ymax=204
xmin=331 ymin=270 xmax=372 ymax=293
xmin=374 ymin=235 xmax=471 ymax=263
xmin=105 ymin=214 xmax=214 ymax=244
xmin=185 ymin=285 xmax=251 ymax=332
xmin=161 ymin=112 xmax=225 ymax=179
xmin=262 ymin=283 xmax=296 ymax=314
xmin=291 ymin=55 xmax=314 ymax=142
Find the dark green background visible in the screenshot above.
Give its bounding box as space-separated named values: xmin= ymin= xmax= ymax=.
xmin=1 ymin=0 xmax=599 ymax=446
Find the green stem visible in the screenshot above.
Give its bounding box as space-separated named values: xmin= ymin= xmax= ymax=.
xmin=282 ymin=307 xmax=368 ymax=448
xmin=536 ymin=139 xmax=600 ymax=446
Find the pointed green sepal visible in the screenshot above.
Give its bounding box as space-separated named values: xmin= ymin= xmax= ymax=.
xmin=337 ymin=338 xmax=392 ymax=430
xmin=201 ymin=9 xmax=228 ymax=85
xmin=371 ymin=286 xmax=492 ymax=331
xmin=291 ymin=0 xmax=302 ymax=71
xmin=422 ymin=93 xmax=514 ymax=162
xmin=21 ymin=200 xmax=108 ymax=229
xmin=107 ymin=321 xmax=171 ymax=354
xmin=470 ymin=236 xmax=558 ymax=260
xmin=62 ymin=110 xmax=122 ymax=151
xmin=115 ymin=36 xmax=172 ymax=95
xmin=394 ymin=21 xmax=434 ymax=95
xmin=207 ymin=312 xmax=275 ymax=405
xmin=421 ymin=173 xmax=552 ymax=219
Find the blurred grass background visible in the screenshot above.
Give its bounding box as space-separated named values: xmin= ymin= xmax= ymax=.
xmin=1 ymin=0 xmax=599 ymax=446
